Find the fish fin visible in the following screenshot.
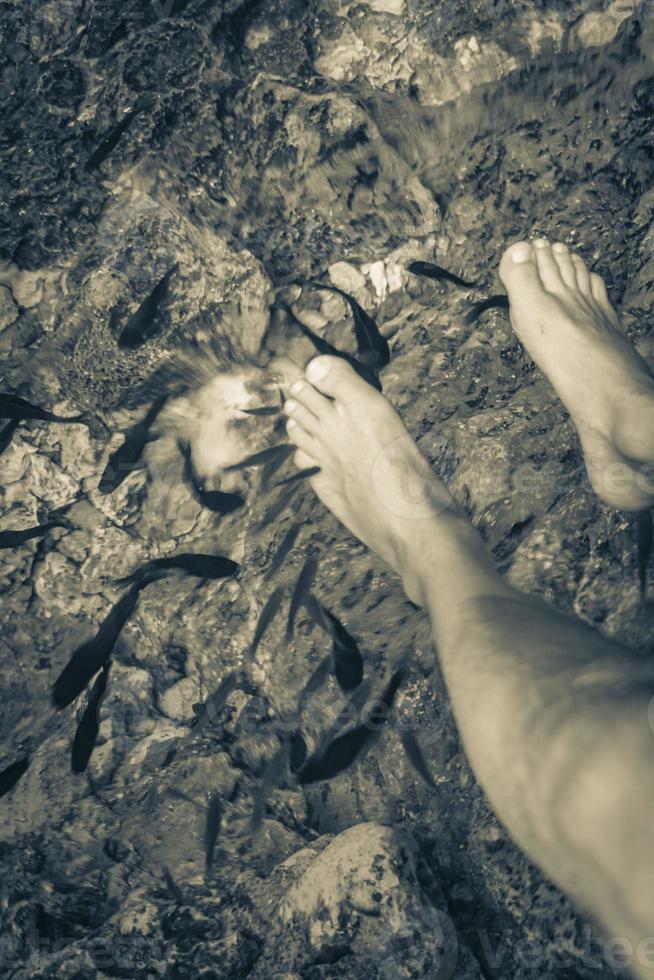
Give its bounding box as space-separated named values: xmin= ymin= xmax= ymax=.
xmin=400 ymin=731 xmax=437 ymax=789
xmin=636 ymin=509 xmax=653 ymax=600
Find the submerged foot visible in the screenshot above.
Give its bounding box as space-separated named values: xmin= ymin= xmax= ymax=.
xmin=282 ymin=357 xmax=457 ymax=602
xmin=500 ymin=239 xmax=654 ymax=511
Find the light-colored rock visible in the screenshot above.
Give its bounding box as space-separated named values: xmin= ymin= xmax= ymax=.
xmin=328 ymin=260 xmax=367 ymax=294
xmin=270 ymin=822 xmax=482 ymax=978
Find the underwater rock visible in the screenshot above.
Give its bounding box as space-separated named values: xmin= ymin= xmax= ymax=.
xmin=49 ymin=189 xmax=273 ymax=411
xmin=252 ymin=822 xmax=483 ymax=978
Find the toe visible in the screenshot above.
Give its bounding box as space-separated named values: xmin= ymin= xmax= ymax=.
xmin=551 ymin=242 xmax=578 ymax=289
xmin=590 ymin=272 xmax=610 ymax=307
xmin=305 ymin=356 xmax=363 ymax=400
xmin=284 ymin=399 xmax=319 ymax=434
xmin=590 ymin=272 xmax=620 ymax=325
xmin=533 ymin=239 xmax=564 ymax=291
xmin=286 ymin=418 xmax=316 ymax=454
xmin=289 ymin=377 xmax=334 ymax=417
xmin=499 ymin=241 xmax=543 ymax=297
xmin=572 ymin=252 xmax=592 ymax=297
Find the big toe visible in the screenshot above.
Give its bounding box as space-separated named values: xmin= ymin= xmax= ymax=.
xmin=499 ymin=241 xmax=544 ymax=302
xmin=305 ymin=356 xmax=370 ymax=402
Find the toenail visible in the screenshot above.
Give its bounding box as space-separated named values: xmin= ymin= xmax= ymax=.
xmin=290 ymin=380 xmax=304 ymax=395
xmin=533 ymin=238 xmax=549 ymax=249
xmin=553 ymin=242 xmax=568 ymax=252
xmin=284 ymin=399 xmax=298 ymax=413
xmin=306 ymin=358 xmax=329 ymax=382
xmin=511 ymin=242 xmax=533 ymax=264
xmin=286 ymin=418 xmax=297 ymax=429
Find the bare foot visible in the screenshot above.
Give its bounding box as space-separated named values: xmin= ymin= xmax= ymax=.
xmin=499 ymin=239 xmax=654 ymax=511
xmin=282 ymin=357 xmax=459 ymax=602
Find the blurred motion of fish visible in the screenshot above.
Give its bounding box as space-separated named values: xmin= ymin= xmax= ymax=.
xmin=98 ymin=396 xmax=167 ymax=494
xmin=116 ymin=264 xmax=178 ymax=349
xmin=71 ymin=662 xmax=111 ymax=773
xmin=85 ymin=104 xmax=144 ymax=172
xmin=322 ymin=606 xmax=364 ymax=692
xmin=288 ymin=730 xmax=308 ymax=773
xmin=188 ymin=671 xmax=239 ymax=736
xmin=0 ymin=501 xmax=76 ymax=549
xmin=274 ymin=466 xmax=320 ymax=488
xmin=0 ymin=419 xmax=19 ymax=455
xmin=0 ymin=392 xmax=96 ymax=428
xmin=178 ymin=440 xmax=245 ymax=514
xmin=275 ymin=303 xmax=382 ymax=392
xmin=225 ymin=443 xmax=294 ymax=472
xmin=52 ymin=578 xmax=154 ymax=709
xmin=302 ymin=280 xmax=390 ymax=369
xmin=464 ymin=294 xmax=510 ymax=325
xmin=286 ymin=555 xmax=319 ymax=642
xmin=250 ymin=743 xmax=288 ymax=832
xmin=259 ymin=481 xmax=302 ymax=526
xmin=249 ymin=586 xmax=285 ymax=660
xmin=636 ymin=509 xmax=653 ymax=599
xmin=162 ymin=866 xmax=184 ymax=905
xmin=117 ymin=552 xmax=240 ymax=587
xmin=0 ymin=756 xmax=30 ymax=799
xmin=297 ymin=669 xmax=404 ymax=784
xmin=400 ymin=730 xmax=437 ymax=789
xmin=264 ymin=522 xmax=302 ymax=581
xmin=204 ymin=794 xmax=223 ymax=872
xmin=407 ymin=261 xmax=476 ymax=289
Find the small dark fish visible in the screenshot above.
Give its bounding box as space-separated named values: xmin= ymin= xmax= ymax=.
xmin=297 ymin=724 xmax=374 ymax=785
xmin=260 ymin=481 xmax=302 ymax=526
xmin=0 ymin=512 xmax=71 ymax=550
xmin=85 ymin=106 xmax=141 ymax=172
xmin=249 ymin=586 xmax=285 ymax=660
xmin=117 ymin=265 xmax=178 ymax=349
xmin=0 ymin=757 xmax=30 ymax=799
xmin=464 ymin=294 xmax=510 ymax=325
xmin=400 ymin=730 xmax=437 ymax=789
xmin=636 ymin=509 xmax=653 ymax=599
xmin=0 ymin=392 xmax=94 ymax=427
xmin=162 ymin=866 xmax=184 ymax=905
xmin=297 ymin=670 xmax=403 ymax=784
xmin=304 ymin=280 xmax=390 ymax=369
xmin=320 ymin=677 xmax=374 ymax=746
xmin=323 ymin=608 xmax=364 ymax=693
xmin=297 ymin=653 xmax=333 ymax=711
xmin=303 ymin=593 xmax=332 ymax=633
xmin=286 ymin=556 xmax=319 ymax=642
xmin=204 ymin=794 xmax=223 ymax=872
xmin=260 ymin=445 xmax=295 ymax=489
xmin=190 ymin=671 xmax=238 ymax=735
xmin=0 ymin=419 xmax=19 ymax=455
xmin=179 ymin=441 xmax=245 ymax=514
xmin=118 ymin=553 xmax=240 ymax=587
xmin=273 ymin=466 xmax=321 ymax=488
xmin=250 ymin=744 xmax=288 ymax=833
xmin=407 ymin=261 xmax=476 ymax=289
xmin=71 ymin=662 xmax=111 ymax=773
xmin=240 ymin=405 xmax=282 ymax=417
xmin=264 ymin=523 xmax=302 ymax=582
xmin=98 ymin=396 xmax=167 ymax=494
xmin=52 ymin=580 xmax=149 ymax=709
xmin=225 ymin=443 xmax=294 ymax=472
xmin=288 ymin=730 xmax=308 ymax=773
xmin=279 ymin=304 xmax=382 ymax=392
